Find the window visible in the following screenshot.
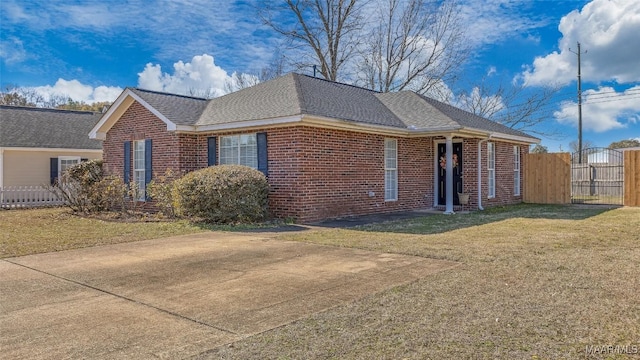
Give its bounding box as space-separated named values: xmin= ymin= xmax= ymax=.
xmin=133 ymin=140 xmax=146 ymax=200
xmin=514 ymin=146 xmax=521 ymax=196
xmin=219 ymin=134 xmax=257 ymax=168
xmin=487 ymin=142 xmax=495 ymax=198
xmin=384 ymin=138 xmax=398 ymax=201
xmin=58 ymin=157 xmax=81 ymax=177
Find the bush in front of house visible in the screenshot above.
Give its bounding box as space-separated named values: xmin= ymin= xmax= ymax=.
xmin=147 ymin=169 xmax=178 ymax=218
xmin=50 ymin=159 xmax=101 ymax=212
xmin=50 ymin=160 xmax=129 ymax=213
xmin=172 ymin=165 xmax=269 ymax=223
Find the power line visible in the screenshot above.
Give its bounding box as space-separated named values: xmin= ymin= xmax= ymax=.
xmin=584 ymin=94 xmax=640 ymax=105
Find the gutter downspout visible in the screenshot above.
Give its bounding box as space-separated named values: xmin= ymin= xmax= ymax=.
xmin=477 ymin=135 xmax=493 ymax=210
xmin=0 ymin=147 xmax=4 ymax=189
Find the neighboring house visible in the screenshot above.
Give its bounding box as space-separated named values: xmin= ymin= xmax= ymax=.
xmin=0 ymin=106 xmax=103 ymax=188
xmin=90 ymin=73 xmax=539 ymax=222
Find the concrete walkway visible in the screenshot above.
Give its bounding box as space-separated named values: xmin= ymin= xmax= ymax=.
xmin=1 ymin=232 xmax=457 ymax=359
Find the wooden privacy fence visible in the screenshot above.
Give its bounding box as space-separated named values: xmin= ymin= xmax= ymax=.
xmin=625 ymin=150 xmax=640 ymax=206
xmin=0 ymin=186 xmax=64 ymax=209
xmin=523 ymin=153 xmax=571 ymax=204
xmin=524 ymin=150 xmax=640 ymax=206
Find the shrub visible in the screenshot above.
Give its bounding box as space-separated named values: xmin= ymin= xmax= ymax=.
xmin=173 ymin=165 xmax=269 ymax=223
xmin=50 ymin=160 xmax=105 ymax=212
xmin=147 ymin=169 xmax=178 ymax=218
xmin=49 ymin=160 xmax=131 ymax=213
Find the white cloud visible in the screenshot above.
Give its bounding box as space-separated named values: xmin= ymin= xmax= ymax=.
xmin=458 ymin=0 xmax=548 ymax=47
xmin=31 ymin=79 xmax=122 ymax=103
xmin=137 ymin=54 xmax=242 ymax=97
xmin=554 ymin=86 xmax=640 ymax=132
xmin=1 ymin=0 xmax=276 ymax=74
xmin=0 ymin=36 xmax=27 ymax=64
xmin=522 ymin=0 xmax=640 ymax=86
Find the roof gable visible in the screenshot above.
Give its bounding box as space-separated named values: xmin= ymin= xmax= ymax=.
xmin=130 ymin=88 xmax=208 ymax=126
xmin=0 ymin=105 xmax=102 ymax=149
xmin=90 ymin=88 xmax=208 ymax=139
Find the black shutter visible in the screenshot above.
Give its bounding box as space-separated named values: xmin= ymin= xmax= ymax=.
xmin=124 ymin=141 xmax=131 ymax=185
xmin=257 ymin=132 xmax=268 ymax=176
xmin=81 ymin=158 xmax=88 ymax=162
xmin=207 ymin=136 xmax=217 ymax=166
xmin=50 ymin=158 xmax=58 ymax=185
xmin=144 ymin=139 xmax=153 ymax=199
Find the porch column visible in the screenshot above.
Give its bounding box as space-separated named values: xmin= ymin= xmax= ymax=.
xmin=444 ymin=135 xmax=454 ymax=214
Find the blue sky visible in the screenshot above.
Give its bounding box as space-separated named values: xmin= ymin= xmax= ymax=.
xmin=1 ymin=0 xmax=639 ymax=151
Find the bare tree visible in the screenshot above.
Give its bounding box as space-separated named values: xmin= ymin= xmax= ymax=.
xmin=260 ymin=0 xmax=366 ymax=81
xmin=260 ymin=49 xmax=287 ymax=81
xmin=224 ymin=72 xmax=261 ymax=93
xmin=1 ymin=84 xmax=69 ymax=108
xmin=357 ymin=0 xmax=468 ymax=94
xmin=456 ymin=77 xmax=561 ymax=137
xmin=186 ymin=87 xmax=220 ymax=99
xmin=530 ymin=144 xmax=548 ymax=154
xmin=569 ymin=139 xmax=595 ymax=153
xmin=609 ymin=139 xmax=640 ymax=149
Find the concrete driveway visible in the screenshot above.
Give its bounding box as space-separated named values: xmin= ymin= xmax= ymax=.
xmin=1 ymin=232 xmax=457 ymax=359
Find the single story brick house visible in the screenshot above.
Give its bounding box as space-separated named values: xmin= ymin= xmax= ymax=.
xmin=0 ymin=105 xmax=103 ymax=188
xmin=90 ymin=73 xmax=538 ymax=222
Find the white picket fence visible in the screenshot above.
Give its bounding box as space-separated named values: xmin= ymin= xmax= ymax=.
xmin=0 ymin=186 xmax=64 ymax=209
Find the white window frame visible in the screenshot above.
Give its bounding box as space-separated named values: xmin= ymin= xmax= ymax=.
xmin=219 ymin=134 xmax=258 ymax=168
xmin=487 ymin=142 xmax=495 ymax=199
xmin=133 ymin=140 xmax=145 ymax=201
xmin=384 ymin=138 xmax=398 ymax=201
xmin=514 ymin=146 xmax=521 ymax=196
xmin=58 ymin=156 xmax=81 ymax=178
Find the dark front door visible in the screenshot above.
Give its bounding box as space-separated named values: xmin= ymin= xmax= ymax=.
xmin=438 ymin=142 xmax=463 ymax=205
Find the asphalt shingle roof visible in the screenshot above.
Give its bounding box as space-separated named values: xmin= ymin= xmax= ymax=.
xmin=417 ymin=94 xmax=535 ymax=139
xmin=130 ymin=88 xmax=209 ymax=126
xmin=197 ymin=74 xmax=302 ymax=125
xmin=0 ymin=105 xmax=103 ymax=149
xmin=375 ymin=91 xmax=460 ymax=130
xmin=126 ymin=73 xmax=537 ymax=141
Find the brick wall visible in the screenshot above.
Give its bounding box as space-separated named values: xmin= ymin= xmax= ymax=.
xmin=103 ymin=101 xmax=183 ymax=179
xmin=196 ymin=126 xmax=433 ymax=222
xmin=481 ymin=140 xmax=527 ymax=207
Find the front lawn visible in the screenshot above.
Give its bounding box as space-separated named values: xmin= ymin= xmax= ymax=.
xmin=203 ymin=204 xmax=640 ymax=359
xmin=0 ymin=208 xmax=211 ymax=258
xmin=3 ymin=204 xmax=639 ymax=359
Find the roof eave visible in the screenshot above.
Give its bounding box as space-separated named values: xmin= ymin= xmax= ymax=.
xmin=480 ymin=130 xmax=540 ymax=144
xmin=173 ymin=114 xmax=538 ymax=143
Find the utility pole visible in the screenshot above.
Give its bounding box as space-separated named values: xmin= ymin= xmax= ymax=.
xmin=570 ymin=42 xmax=586 ymax=163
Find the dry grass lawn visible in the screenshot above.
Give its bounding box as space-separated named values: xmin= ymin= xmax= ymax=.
xmin=0 ymin=208 xmax=217 ymax=258
xmin=2 ymin=205 xmax=639 ymax=359
xmin=202 ymin=204 xmax=640 ymax=359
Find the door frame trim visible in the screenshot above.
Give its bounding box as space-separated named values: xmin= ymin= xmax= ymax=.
xmin=433 ymin=138 xmax=463 ymax=207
